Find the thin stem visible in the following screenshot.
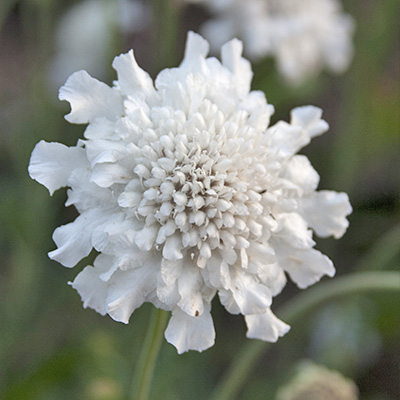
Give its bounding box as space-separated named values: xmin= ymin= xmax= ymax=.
xmin=130 ymin=308 xmax=169 ymax=400
xmin=210 ymin=271 xmax=400 ymax=400
xmin=151 ymin=0 xmax=181 ymax=74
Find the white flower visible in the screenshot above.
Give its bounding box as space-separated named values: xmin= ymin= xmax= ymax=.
xmin=196 ymin=0 xmax=355 ymax=84
xmin=29 ymin=32 xmax=351 ymax=353
xmin=276 ymin=361 xmax=359 ymax=400
xmin=49 ymin=0 xmax=150 ymax=90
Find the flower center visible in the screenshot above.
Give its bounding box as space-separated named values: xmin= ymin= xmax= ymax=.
xmin=119 ymin=101 xmax=270 ymax=264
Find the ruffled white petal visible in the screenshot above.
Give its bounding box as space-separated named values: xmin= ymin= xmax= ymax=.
xmin=106 ymin=261 xmax=159 ymax=323
xmin=177 ymin=265 xmax=204 ymax=317
xmin=157 ymin=274 xmax=180 ymax=306
xmin=245 ymin=309 xmax=290 ymax=342
xmin=66 ymin=168 xmax=114 ymax=212
xmin=48 ymin=209 xmax=110 ymax=267
xmin=83 ymin=117 xmax=117 ymax=140
xmin=112 ymin=50 xmax=155 ymax=98
xmin=221 ymin=38 xmax=252 ymax=96
xmin=274 ymin=213 xmax=315 ymax=249
xmin=240 ymin=90 xmax=274 ymax=131
xmin=267 ymin=121 xmax=309 ymax=158
xmin=257 ymin=262 xmax=287 ymax=297
xmin=85 ymin=138 xmax=130 ymax=167
xmin=181 ymin=31 xmax=210 ymax=71
xmin=59 ymin=70 xmax=123 ymax=123
xmin=90 ymin=162 xmax=132 ymax=187
xmin=165 ymin=304 xmax=215 ymax=354
xmin=275 ymin=244 xmax=335 ymax=289
xmin=221 ymin=269 xmax=272 ymax=315
xmin=282 ymin=155 xmax=320 ymax=195
xmin=69 ymin=263 xmax=108 ymax=315
xmin=28 ymin=141 xmax=87 ymax=195
xmin=290 ymin=106 xmax=329 ymax=138
xmin=299 ymin=191 xmax=352 ymax=239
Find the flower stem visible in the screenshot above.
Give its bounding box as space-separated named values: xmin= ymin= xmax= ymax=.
xmin=130 ymin=308 xmax=169 ymax=400
xmin=210 ymin=271 xmax=400 ymax=400
xmin=151 ymin=0 xmax=181 ymax=73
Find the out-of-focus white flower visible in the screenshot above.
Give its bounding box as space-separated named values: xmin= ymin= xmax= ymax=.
xmin=276 ymin=361 xmax=359 ymax=400
xmin=49 ymin=0 xmax=150 ymax=89
xmin=29 ymin=32 xmax=351 ymax=353
xmin=196 ymin=0 xmax=354 ymax=84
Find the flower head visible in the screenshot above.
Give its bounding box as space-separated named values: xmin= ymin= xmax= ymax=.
xmin=49 ymin=0 xmax=150 ymax=89
xmin=196 ymin=0 xmax=355 ymax=84
xmin=276 ymin=361 xmax=359 ymax=400
xmin=29 ymin=32 xmax=351 ymax=353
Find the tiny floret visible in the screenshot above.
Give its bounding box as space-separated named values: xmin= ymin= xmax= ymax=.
xmin=29 ymin=32 xmax=351 ymax=353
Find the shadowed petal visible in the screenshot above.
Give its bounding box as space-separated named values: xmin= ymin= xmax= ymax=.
xmin=165 ymin=303 xmax=215 ymax=354
xmin=245 ymin=308 xmax=290 ymax=341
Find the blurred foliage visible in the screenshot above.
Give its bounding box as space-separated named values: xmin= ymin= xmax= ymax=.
xmin=0 ymin=0 xmax=399 ymax=399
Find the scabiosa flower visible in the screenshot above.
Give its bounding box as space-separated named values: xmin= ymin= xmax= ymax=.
xmin=276 ymin=361 xmax=359 ymax=400
xmin=49 ymin=0 xmax=150 ymax=89
xmin=29 ymin=32 xmax=351 ymax=353
xmin=196 ymin=0 xmax=355 ymax=84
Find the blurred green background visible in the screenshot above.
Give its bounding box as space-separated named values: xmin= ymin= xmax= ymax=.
xmin=0 ymin=1 xmax=399 ymax=399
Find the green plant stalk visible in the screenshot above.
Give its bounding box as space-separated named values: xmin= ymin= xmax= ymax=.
xmin=210 ymin=271 xmax=400 ymax=400
xmin=130 ymin=308 xmax=169 ymax=400
xmin=151 ymin=0 xmax=181 ymax=74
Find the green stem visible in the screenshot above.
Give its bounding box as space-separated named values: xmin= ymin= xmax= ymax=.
xmin=130 ymin=308 xmax=169 ymax=400
xmin=210 ymin=271 xmax=400 ymax=400
xmin=151 ymin=0 xmax=181 ymax=74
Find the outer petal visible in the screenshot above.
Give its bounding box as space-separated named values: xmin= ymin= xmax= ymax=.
xmin=180 ymin=31 xmax=210 ymax=71
xmin=267 ymin=121 xmax=309 ymax=158
xmin=282 ymin=155 xmax=320 ymax=195
xmin=220 ymin=269 xmax=272 ymax=315
xmin=92 ymin=214 xmax=136 ymax=254
xmin=274 ymin=213 xmax=315 ymax=249
xmin=221 ymin=38 xmax=252 ymax=96
xmin=157 ymin=277 xmax=180 ymax=306
xmin=48 ymin=209 xmax=110 ymax=267
xmin=66 ymin=168 xmax=115 ymax=211
xmin=90 ymin=162 xmax=132 ymax=187
xmin=240 ymin=90 xmax=274 ymax=132
xmin=112 ymin=50 xmax=155 ymax=98
xmin=290 ymin=106 xmax=329 ymax=138
xmin=256 ymin=262 xmax=287 ymax=297
xmin=274 ymin=243 xmax=335 ymax=289
xmin=165 ymin=303 xmax=215 ymax=354
xmin=85 ymin=138 xmax=130 ymax=167
xmin=245 ymin=309 xmax=290 ymax=342
xmin=69 ymin=262 xmax=109 ymax=315
xmin=28 ymin=141 xmax=87 ymax=195
xmin=299 ymin=191 xmax=352 ymax=239
xmin=106 ymin=260 xmax=158 ymax=323
xmin=177 ymin=265 xmax=204 ymax=317
xmin=83 ymin=117 xmax=118 ymax=140
xmin=59 ymin=70 xmax=123 ymax=123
